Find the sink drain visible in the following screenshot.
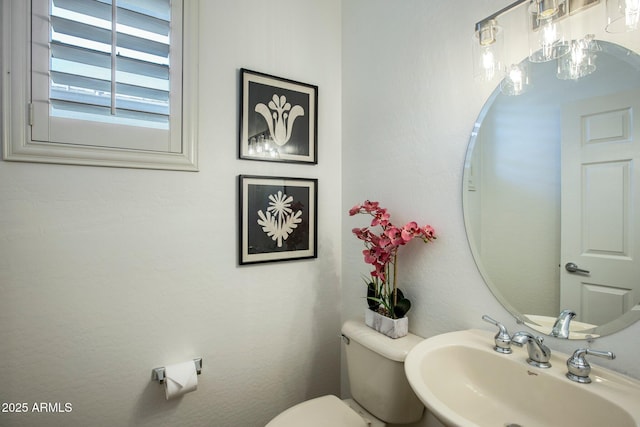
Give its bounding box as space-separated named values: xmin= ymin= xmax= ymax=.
xmin=505 ymin=424 xmax=523 ymax=427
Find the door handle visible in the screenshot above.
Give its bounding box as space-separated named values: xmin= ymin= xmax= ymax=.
xmin=565 ymin=262 xmax=590 ymax=274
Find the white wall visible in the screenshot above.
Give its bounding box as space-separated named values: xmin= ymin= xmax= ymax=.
xmin=0 ymin=1 xmax=342 ymax=426
xmin=341 ymin=3 xmax=640 ymax=420
xmin=3 ymin=1 xmax=640 ymax=426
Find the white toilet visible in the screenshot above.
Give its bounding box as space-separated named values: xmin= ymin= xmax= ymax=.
xmin=266 ymin=319 xmax=425 ymax=427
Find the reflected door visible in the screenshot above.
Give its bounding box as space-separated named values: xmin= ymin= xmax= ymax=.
xmin=561 ymin=89 xmax=640 ymax=325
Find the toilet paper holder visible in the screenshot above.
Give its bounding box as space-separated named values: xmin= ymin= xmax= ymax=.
xmin=152 ymin=358 xmax=202 ymax=384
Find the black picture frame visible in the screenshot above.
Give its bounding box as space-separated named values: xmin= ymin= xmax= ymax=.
xmin=239 ymin=69 xmax=318 ymax=164
xmin=239 ymin=175 xmax=318 ymax=265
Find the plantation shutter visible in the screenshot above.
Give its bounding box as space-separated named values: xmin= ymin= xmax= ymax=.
xmin=31 ymin=0 xmax=183 ymax=153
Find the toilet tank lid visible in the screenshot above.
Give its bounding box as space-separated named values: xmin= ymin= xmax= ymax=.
xmin=341 ymin=319 xmax=423 ymax=362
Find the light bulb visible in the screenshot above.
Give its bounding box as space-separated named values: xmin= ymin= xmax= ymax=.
xmin=607 ymin=0 xmax=640 ymax=32
xmin=509 ymin=67 xmax=524 ymax=93
xmin=625 ymin=0 xmax=640 ymax=30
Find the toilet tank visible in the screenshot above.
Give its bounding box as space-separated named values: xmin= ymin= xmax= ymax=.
xmin=341 ymin=320 xmax=425 ymax=424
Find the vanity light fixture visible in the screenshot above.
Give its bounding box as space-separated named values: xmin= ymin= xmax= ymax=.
xmin=473 ymin=0 xmax=566 ymax=85
xmin=528 ymin=0 xmax=571 ymax=63
xmin=606 ymin=0 xmax=640 ymax=32
xmin=473 ymin=18 xmax=505 ymax=82
xmin=474 ymin=0 xmax=638 ymax=91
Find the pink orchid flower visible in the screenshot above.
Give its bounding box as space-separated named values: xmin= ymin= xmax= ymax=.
xmin=371 ymin=209 xmax=390 ymax=227
xmin=362 ymin=249 xmax=377 ymax=265
xmin=350 ymin=200 xmax=436 ymax=297
xmin=352 ymin=227 xmax=366 ymax=239
xmin=384 ymin=226 xmax=404 ymax=247
xmin=401 ymin=221 xmax=420 ymax=242
xmin=422 ymin=225 xmax=436 ymax=240
xmin=362 ymin=200 xmax=379 ymax=212
xmin=376 ymin=234 xmax=392 ymax=249
xmin=349 ymin=200 xmax=437 ymax=319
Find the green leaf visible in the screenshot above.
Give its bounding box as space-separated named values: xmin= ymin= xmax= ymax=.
xmin=367 ymin=282 xmax=380 ymax=310
xmin=393 ymin=298 xmax=411 ymax=318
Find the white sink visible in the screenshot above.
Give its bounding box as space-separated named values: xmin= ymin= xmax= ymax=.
xmin=404 ymin=329 xmax=640 ymax=427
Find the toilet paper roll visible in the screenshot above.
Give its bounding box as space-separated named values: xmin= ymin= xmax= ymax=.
xmin=164 ymin=360 xmax=198 ymax=400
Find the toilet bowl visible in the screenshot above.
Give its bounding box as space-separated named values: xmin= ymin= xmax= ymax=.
xmin=265 ymin=395 xmax=368 ymax=427
xmin=265 ymin=320 xmax=424 ymax=427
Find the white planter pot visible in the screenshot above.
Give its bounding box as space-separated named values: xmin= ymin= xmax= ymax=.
xmin=364 ymin=309 xmax=408 ymax=339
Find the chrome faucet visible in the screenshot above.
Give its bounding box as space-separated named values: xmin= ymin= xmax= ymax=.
xmin=511 ymin=331 xmax=552 ymax=368
xmin=566 ymin=348 xmax=616 ymax=383
xmin=550 ymin=309 xmax=576 ymax=339
xmin=482 ymin=315 xmax=512 ymax=354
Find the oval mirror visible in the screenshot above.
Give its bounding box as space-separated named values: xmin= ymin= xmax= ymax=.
xmin=464 ymin=41 xmax=640 ymax=339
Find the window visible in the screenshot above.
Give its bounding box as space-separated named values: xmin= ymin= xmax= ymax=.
xmin=2 ymin=0 xmax=198 ymax=170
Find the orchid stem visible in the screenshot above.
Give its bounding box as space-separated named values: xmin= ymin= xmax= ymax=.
xmin=392 ymin=253 xmax=398 ymax=309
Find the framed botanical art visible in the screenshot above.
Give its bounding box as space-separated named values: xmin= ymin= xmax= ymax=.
xmin=239 ymin=69 xmax=318 ymax=164
xmin=239 ymin=175 xmax=318 ymax=265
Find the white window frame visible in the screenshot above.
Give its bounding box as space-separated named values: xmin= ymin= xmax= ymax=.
xmin=1 ymin=0 xmax=198 ymax=171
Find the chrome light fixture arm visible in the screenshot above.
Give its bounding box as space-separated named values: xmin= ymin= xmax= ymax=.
xmin=475 ymin=0 xmax=530 ymax=33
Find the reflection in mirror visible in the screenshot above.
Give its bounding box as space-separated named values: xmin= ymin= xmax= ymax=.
xmin=464 ymin=41 xmax=640 ymax=339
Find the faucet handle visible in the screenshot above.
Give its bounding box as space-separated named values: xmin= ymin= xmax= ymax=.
xmin=566 ymin=348 xmax=616 ymax=384
xmin=482 ymin=315 xmax=512 ymax=354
